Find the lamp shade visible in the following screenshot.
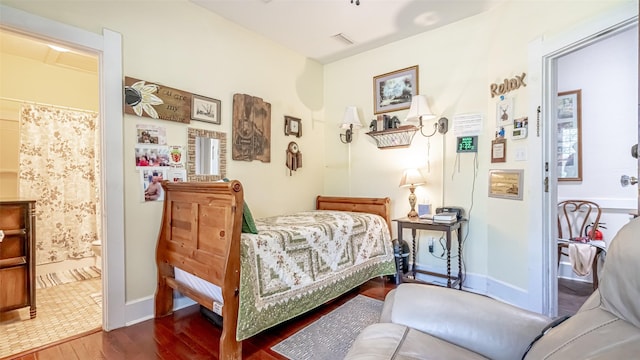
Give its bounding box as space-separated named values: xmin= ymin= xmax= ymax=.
xmin=405 ymin=95 xmax=435 ymax=123
xmin=340 ymin=106 xmax=363 ymax=129
xmin=399 ymin=168 xmax=426 ymax=187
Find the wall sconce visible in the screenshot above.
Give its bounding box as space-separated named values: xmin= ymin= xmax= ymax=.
xmin=399 ymin=168 xmax=426 ymax=219
xmin=340 ymin=106 xmax=362 ymax=144
xmin=406 ymin=95 xmax=448 ymax=137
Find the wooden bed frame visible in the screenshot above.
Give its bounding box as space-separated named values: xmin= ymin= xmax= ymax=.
xmin=155 ymin=180 xmax=391 ymax=360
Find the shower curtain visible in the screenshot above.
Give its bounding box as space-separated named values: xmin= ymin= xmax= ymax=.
xmin=19 ymin=104 xmax=101 ymax=265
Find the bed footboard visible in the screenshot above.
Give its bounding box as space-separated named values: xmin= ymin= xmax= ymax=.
xmin=155 ymin=180 xmax=244 ymax=360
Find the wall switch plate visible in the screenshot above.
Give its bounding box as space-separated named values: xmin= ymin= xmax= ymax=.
xmin=515 ymin=147 xmax=527 ymax=161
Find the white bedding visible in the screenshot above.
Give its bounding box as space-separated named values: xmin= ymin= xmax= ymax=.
xmin=174 ymin=267 xmax=223 ymax=309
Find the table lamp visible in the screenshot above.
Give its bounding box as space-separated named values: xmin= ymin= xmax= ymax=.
xmin=399 ymin=168 xmax=426 ymax=219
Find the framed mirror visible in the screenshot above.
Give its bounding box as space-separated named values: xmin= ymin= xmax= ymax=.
xmin=187 ymin=128 xmax=227 ymax=182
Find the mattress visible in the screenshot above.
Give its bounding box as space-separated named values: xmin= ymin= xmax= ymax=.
xmin=174 ymin=267 xmax=224 ymax=311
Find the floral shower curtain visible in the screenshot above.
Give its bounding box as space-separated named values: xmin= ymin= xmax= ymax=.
xmin=19 ymin=104 xmax=101 ymax=265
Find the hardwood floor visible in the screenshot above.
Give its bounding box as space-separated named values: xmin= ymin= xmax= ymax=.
xmin=6 ymin=277 xmax=396 ymax=360
xmin=557 ymin=278 xmax=594 ymax=318
xmin=6 ymin=277 xmax=590 ymax=360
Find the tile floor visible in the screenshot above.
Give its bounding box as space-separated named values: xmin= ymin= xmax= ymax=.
xmin=0 ymin=278 xmax=102 ymax=359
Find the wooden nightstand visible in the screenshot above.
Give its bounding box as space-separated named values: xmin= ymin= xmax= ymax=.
xmin=393 ymin=217 xmax=465 ymax=289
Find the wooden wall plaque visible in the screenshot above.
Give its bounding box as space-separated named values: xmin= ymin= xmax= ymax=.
xmin=124 ymin=76 xmax=191 ymax=124
xmin=232 ymin=94 xmax=271 ymax=163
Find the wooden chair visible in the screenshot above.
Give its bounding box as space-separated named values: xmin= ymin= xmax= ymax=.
xmin=557 ymin=200 xmax=604 ymax=290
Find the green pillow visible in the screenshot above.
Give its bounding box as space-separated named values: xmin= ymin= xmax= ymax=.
xmin=222 ymin=178 xmax=258 ymax=234
xmin=242 ymin=201 xmax=258 ymax=234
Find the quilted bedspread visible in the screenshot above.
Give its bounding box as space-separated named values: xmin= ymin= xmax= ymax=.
xmin=236 ymin=210 xmax=395 ymax=340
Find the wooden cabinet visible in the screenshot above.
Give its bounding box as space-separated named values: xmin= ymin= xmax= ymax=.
xmin=0 ymin=199 xmax=36 ymax=318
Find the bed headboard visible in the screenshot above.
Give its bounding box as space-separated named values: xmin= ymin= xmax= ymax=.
xmin=316 ymin=195 xmax=391 ymax=232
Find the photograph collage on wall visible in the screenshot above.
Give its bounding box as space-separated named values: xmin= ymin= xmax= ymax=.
xmin=135 ymin=124 xmax=186 ymax=202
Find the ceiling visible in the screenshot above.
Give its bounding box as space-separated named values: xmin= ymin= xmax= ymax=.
xmin=191 ymin=0 xmax=501 ymax=64
xmin=0 ymin=30 xmax=98 ymax=73
xmin=0 ymin=0 xmax=499 ymax=69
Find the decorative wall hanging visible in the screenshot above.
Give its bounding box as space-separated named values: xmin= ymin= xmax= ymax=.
xmin=191 ymin=94 xmax=221 ymax=124
xmin=496 ymin=96 xmax=513 ymax=127
xmin=124 ymin=77 xmax=191 ymax=123
xmin=489 ymin=72 xmax=527 ymax=98
xmin=286 ymin=141 xmax=302 ymax=176
xmin=488 ymin=169 xmax=524 ymax=200
xmin=491 ymin=138 xmax=506 ymax=163
xmin=373 ymin=65 xmax=418 ymax=114
xmin=284 ymin=116 xmax=302 ymax=137
xmin=232 ymin=93 xmax=271 ymax=163
xmin=556 ymin=89 xmax=582 ymax=181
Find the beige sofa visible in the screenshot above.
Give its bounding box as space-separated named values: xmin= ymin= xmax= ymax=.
xmin=345 ymin=217 xmax=640 ymax=359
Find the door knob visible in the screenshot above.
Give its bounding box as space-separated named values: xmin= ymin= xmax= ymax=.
xmin=620 ymin=175 xmax=638 ymax=187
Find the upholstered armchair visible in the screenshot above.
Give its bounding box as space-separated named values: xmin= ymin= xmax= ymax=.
xmin=346 ymin=217 xmax=640 ymax=359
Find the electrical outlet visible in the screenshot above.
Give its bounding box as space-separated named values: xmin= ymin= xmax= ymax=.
xmin=428 ymin=237 xmax=434 ymax=253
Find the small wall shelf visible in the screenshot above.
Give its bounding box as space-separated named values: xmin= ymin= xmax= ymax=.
xmin=366 ymin=125 xmax=418 ymax=149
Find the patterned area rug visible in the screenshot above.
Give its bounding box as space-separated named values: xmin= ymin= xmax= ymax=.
xmin=36 ymin=266 xmax=102 ymax=289
xmin=271 ymin=295 xmax=383 ymax=360
xmin=90 ymin=292 xmax=103 ymax=308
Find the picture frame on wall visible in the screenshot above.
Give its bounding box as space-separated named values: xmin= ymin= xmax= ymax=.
xmin=488 ymin=169 xmax=524 ymax=200
xmin=191 ymin=94 xmax=222 ymax=124
xmin=496 ymin=96 xmax=513 ymax=126
xmin=491 ymin=138 xmax=506 ymax=163
xmin=556 ymin=89 xmax=582 ymax=181
xmin=284 ymin=116 xmax=302 ymax=137
xmin=373 ymin=65 xmax=418 ymax=114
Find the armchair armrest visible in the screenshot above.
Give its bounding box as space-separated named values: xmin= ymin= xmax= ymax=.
xmin=389 ymin=284 xmax=552 ymax=360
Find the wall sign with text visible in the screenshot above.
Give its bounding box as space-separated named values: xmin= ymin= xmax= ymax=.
xmin=124 ymin=76 xmax=191 ymax=124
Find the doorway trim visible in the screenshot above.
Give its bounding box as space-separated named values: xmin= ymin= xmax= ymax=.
xmin=0 ymin=5 xmax=126 ymax=330
xmin=530 ymin=4 xmax=638 ymax=316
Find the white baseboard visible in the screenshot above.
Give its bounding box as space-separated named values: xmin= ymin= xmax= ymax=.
xmin=413 ymin=264 xmax=532 ymax=311
xmin=124 ymin=293 xmax=196 ymax=326
xmin=485 ymin=276 xmax=530 ymax=310
xmin=558 ymin=261 xmax=593 ymax=283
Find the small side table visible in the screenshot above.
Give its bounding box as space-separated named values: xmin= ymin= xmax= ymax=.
xmin=393 ymin=217 xmax=465 ymax=289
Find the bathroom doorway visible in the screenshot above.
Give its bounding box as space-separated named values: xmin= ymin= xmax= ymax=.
xmin=0 ymin=29 xmax=103 ymax=357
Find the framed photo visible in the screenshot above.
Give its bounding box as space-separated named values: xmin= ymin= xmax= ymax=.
xmin=491 ymin=138 xmax=506 ymax=163
xmin=496 ymin=96 xmax=513 ymax=126
xmin=556 ymin=90 xmax=582 ymax=181
xmin=488 ymin=169 xmax=524 ymax=200
xmin=284 ymin=116 xmax=302 ymax=137
xmin=373 ymin=65 xmax=418 ymax=114
xmin=191 ymin=94 xmax=221 ymax=124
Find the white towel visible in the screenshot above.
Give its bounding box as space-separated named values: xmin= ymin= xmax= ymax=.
xmin=568 ymin=243 xmax=596 ymax=276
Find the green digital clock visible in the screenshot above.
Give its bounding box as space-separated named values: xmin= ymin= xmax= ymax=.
xmin=457 ymin=136 xmax=478 ymax=153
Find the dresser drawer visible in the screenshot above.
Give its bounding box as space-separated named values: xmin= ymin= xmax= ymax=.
xmin=0 ymin=266 xmax=28 ymax=311
xmin=0 ymin=205 xmax=25 ymax=230
xmin=0 ymin=232 xmax=26 ymax=260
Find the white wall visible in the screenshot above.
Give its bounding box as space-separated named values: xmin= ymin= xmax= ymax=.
xmin=324 ymin=0 xmax=637 ymax=310
xmin=557 ymin=25 xmax=638 ymax=281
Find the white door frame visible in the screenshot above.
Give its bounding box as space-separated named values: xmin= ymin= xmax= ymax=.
xmin=532 ymin=5 xmax=638 ymax=316
xmin=0 ymin=5 xmax=126 ymax=330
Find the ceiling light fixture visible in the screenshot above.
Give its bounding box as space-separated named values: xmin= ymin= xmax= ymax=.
xmin=48 ymin=44 xmax=70 ymax=52
xmin=350 ymin=0 xmax=360 ymax=5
